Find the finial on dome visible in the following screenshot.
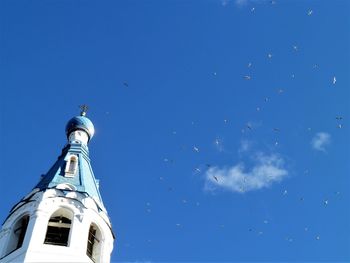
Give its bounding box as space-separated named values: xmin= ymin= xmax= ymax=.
xmin=79 ymin=104 xmax=89 ymax=117
xmin=65 ymin=105 xmax=95 ymax=144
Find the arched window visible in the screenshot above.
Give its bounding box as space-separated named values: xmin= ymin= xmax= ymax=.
xmin=65 ymin=155 xmax=78 ymax=177
xmin=44 ymin=209 xmax=73 ymax=246
xmin=5 ymin=215 xmax=30 ymax=255
xmin=86 ymin=224 xmax=102 ymax=262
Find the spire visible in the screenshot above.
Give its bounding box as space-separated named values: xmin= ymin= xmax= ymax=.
xmin=0 ymin=110 xmax=114 ymax=263
xmin=35 ymin=111 xmax=104 ymax=211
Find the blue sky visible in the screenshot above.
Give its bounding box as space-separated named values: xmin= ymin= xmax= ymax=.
xmin=1 ymin=0 xmax=350 ymax=262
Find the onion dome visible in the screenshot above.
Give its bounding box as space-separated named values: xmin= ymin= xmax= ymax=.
xmin=65 ymin=115 xmax=95 ymax=141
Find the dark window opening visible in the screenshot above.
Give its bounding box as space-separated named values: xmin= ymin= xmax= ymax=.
xmin=44 ymin=216 xmax=71 ymax=246
xmin=87 ymin=225 xmax=100 ymax=262
xmin=3 ymin=215 xmax=30 ymax=257
xmin=15 ymin=216 xmax=29 ymax=249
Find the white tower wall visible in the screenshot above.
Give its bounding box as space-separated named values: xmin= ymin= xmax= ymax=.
xmin=0 ymin=188 xmax=114 ymax=263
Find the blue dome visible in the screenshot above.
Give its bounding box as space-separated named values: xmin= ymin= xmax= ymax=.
xmin=65 ymin=116 xmax=95 ymax=141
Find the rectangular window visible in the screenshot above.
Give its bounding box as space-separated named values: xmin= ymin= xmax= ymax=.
xmin=44 ymin=216 xmax=71 ymax=246
xmin=68 ymin=159 xmax=76 ymax=173
xmin=65 ymin=156 xmax=78 ymax=177
xmin=87 ymin=226 xmax=100 ymax=262
xmin=15 ymin=216 xmax=29 ymax=249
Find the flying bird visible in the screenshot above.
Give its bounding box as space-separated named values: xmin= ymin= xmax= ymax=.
xmin=267 ymin=53 xmax=273 ymax=59
xmin=335 ymin=116 xmax=343 ymax=120
xmin=308 ymin=10 xmax=313 ymax=16
xmin=243 ymin=75 xmax=251 ymax=80
xmin=213 ymin=175 xmax=219 ymax=182
xmin=273 ymin=128 xmax=280 ymax=132
xmin=123 ymin=81 xmax=129 ymax=87
xmin=333 ymin=76 xmax=337 ymax=84
xmin=293 ymin=45 xmax=298 ymax=51
xmin=193 ymin=146 xmax=200 ymax=152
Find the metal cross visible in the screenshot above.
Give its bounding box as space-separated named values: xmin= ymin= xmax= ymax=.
xmin=79 ymin=104 xmax=89 ymax=116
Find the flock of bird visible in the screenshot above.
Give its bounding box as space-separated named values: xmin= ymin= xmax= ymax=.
xmin=115 ymin=1 xmax=345 ymax=256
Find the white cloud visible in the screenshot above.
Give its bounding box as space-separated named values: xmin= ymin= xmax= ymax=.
xmin=311 ymin=132 xmax=331 ymax=152
xmin=205 ymin=152 xmax=288 ymax=193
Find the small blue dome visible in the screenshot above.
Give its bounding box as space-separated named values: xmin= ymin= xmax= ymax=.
xmin=65 ymin=116 xmax=95 ymax=141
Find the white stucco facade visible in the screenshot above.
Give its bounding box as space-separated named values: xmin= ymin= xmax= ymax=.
xmin=0 ymin=187 xmax=114 ymax=263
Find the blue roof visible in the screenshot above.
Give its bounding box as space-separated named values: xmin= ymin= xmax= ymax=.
xmin=35 ymin=142 xmax=104 ymax=208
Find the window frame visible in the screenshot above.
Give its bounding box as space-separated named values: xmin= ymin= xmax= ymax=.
xmin=86 ymin=224 xmax=102 ymax=263
xmin=64 ymin=155 xmax=78 ymax=177
xmin=3 ymin=215 xmax=30 ymax=257
xmin=44 ymin=209 xmax=73 ymax=247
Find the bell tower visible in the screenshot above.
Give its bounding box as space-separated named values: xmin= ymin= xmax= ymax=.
xmin=0 ymin=108 xmax=115 ymax=263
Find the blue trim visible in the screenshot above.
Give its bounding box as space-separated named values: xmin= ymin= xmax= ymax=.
xmin=35 ymin=142 xmax=104 ymax=207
